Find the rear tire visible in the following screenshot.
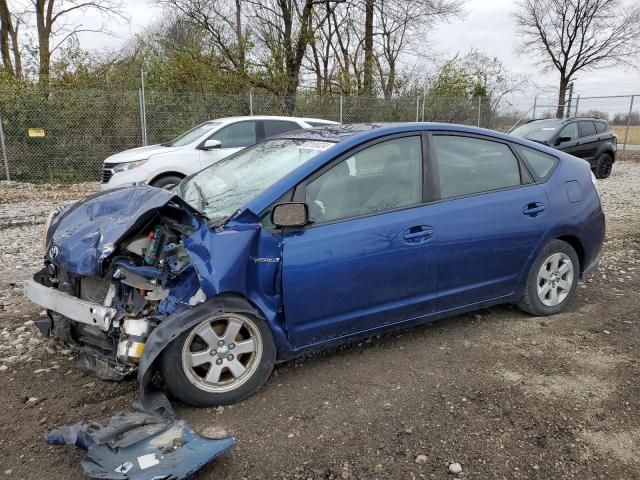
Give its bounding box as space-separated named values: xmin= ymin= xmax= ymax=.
xmin=519 ymin=240 xmax=580 ymax=316
xmin=160 ymin=312 xmax=276 ymax=407
xmin=150 ymin=175 xmax=183 ymax=190
xmin=593 ymin=152 xmax=613 ymax=179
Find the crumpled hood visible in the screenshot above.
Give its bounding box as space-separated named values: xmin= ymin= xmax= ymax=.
xmin=46 ymin=186 xmax=182 ymax=276
xmin=104 ymin=144 xmax=180 ymax=164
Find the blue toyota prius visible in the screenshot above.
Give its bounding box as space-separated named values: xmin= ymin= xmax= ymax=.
xmin=26 ymin=123 xmax=605 ymax=406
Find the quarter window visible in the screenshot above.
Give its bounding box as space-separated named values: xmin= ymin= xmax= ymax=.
xmin=578 ymin=121 xmax=597 ymax=137
xmin=433 ymin=135 xmax=521 ymax=199
xmin=306 ymin=136 xmax=423 ymax=223
xmin=515 ymin=146 xmax=557 ymax=181
xmin=208 ymin=121 xmax=257 ymax=148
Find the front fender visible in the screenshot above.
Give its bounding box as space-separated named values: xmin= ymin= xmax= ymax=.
xmin=136 ymin=296 xmax=264 ymax=415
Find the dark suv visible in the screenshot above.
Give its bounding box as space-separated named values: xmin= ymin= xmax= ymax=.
xmin=511 ymin=117 xmax=616 ymax=178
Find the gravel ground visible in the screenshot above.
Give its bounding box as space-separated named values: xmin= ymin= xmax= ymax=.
xmin=0 ymin=163 xmax=639 ymax=479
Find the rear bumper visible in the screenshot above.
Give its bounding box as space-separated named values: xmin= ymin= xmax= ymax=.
xmin=24 ymin=280 xmax=116 ymax=331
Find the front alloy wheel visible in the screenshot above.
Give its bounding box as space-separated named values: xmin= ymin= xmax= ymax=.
xmin=182 ymin=314 xmax=263 ymax=393
xmin=161 ymin=312 xmax=276 ymax=406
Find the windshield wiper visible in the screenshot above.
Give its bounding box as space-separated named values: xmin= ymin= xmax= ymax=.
xmin=192 ymin=181 xmax=209 ymax=212
xmin=160 ymin=142 xmax=172 ymax=147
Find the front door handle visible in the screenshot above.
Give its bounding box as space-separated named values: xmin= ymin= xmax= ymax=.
xmin=523 ymin=202 xmax=546 ymax=217
xmin=403 ymin=225 xmax=433 ymax=243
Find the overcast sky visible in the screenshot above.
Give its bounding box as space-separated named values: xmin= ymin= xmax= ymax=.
xmin=75 ymin=0 xmax=640 ymax=109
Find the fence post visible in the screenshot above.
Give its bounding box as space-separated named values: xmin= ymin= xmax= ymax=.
xmin=574 ymin=95 xmax=580 ymax=117
xmin=0 ymin=116 xmax=10 ymax=181
xmin=421 ymin=87 xmax=426 ymax=122
xmin=139 ymin=68 xmax=148 ymax=146
xmin=477 ymin=97 xmax=482 ymax=127
xmin=623 ymin=95 xmax=635 ymax=153
xmin=138 ymin=89 xmax=147 ymax=146
xmin=416 ymin=96 xmax=420 ymax=122
xmin=249 ymin=89 xmax=254 ymax=116
xmin=339 ymin=95 xmax=343 ymax=124
xmin=532 ymin=96 xmax=537 ymax=119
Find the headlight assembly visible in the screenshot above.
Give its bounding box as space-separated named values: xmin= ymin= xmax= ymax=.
xmin=113 ymin=159 xmax=147 ymax=173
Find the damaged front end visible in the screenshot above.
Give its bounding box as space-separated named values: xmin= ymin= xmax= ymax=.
xmin=25 ymin=186 xmax=209 ymax=381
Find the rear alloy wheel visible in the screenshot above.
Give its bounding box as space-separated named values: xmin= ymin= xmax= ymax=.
xmin=594 ymin=153 xmax=613 ymax=179
xmin=536 ymin=253 xmax=574 ymax=307
xmin=519 ymin=240 xmax=580 ymax=316
xmin=161 ymin=312 xmax=276 ymax=406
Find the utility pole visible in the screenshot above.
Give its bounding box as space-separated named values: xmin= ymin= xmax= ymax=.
xmin=565 ymin=82 xmax=574 ymax=119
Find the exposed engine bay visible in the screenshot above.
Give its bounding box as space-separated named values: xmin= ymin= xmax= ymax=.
xmin=30 ymin=199 xmax=202 ymax=380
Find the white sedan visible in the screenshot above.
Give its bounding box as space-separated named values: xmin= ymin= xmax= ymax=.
xmin=101 ymin=116 xmax=338 ymax=190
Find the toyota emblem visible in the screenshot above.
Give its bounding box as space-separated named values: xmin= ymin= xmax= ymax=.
xmin=49 ymin=245 xmax=59 ymax=259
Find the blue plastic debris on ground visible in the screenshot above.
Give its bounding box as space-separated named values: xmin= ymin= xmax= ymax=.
xmin=45 ymin=411 xmax=235 ymax=479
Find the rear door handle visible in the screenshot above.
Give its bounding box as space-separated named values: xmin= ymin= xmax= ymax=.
xmin=523 ymin=202 xmax=546 ymax=216
xmin=403 ymin=225 xmax=433 ymax=243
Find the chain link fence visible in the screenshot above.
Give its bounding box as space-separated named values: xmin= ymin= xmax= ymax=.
xmin=0 ymin=87 xmax=637 ymax=184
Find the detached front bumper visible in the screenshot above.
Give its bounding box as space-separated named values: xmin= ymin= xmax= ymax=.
xmin=24 ymin=280 xmax=117 ymax=331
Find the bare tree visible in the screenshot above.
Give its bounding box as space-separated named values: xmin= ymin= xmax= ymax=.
xmin=159 ymin=0 xmax=340 ymax=102
xmin=155 ymin=0 xmax=248 ymax=85
xmin=248 ymin=0 xmax=337 ymax=99
xmin=0 ymin=0 xmax=23 ymax=78
xmin=31 ymin=0 xmax=125 ymax=88
xmin=374 ymin=0 xmax=465 ymax=98
xmin=514 ymin=0 xmax=640 ymax=118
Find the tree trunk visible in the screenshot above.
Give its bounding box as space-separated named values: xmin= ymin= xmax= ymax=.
xmin=383 ymin=59 xmax=395 ymax=99
xmin=0 ymin=0 xmax=13 ymax=75
xmin=556 ymin=75 xmax=568 ymax=119
xmin=362 ymin=0 xmax=374 ymax=96
xmin=234 ymin=0 xmax=245 ymax=76
xmin=310 ymin=41 xmax=323 ymax=93
xmin=35 ymin=0 xmax=52 ymax=91
xmin=9 ymin=25 xmax=20 ymax=78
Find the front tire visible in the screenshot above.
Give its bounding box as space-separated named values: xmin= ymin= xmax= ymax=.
xmin=519 ymin=240 xmax=580 ymax=316
xmin=160 ymin=312 xmax=276 ymax=407
xmin=593 ymin=153 xmax=614 ymax=179
xmin=151 ymin=175 xmax=183 ymax=190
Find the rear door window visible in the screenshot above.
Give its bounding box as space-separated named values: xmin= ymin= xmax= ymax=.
xmin=578 ymin=121 xmax=597 ymax=138
xmin=432 ymin=135 xmax=522 ymax=199
xmin=262 ymin=120 xmax=301 ymax=138
xmin=558 ymin=122 xmax=578 ymax=141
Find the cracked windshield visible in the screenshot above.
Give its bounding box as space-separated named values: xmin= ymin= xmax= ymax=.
xmin=179 ymin=138 xmax=334 ymax=221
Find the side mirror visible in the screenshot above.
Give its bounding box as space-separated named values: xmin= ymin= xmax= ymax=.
xmin=202 ymin=139 xmax=222 ymax=150
xmin=555 ymin=136 xmax=572 ymax=146
xmin=272 ymin=202 xmax=309 ymax=228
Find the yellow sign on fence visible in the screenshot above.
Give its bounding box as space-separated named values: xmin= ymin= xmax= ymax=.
xmin=28 ymin=128 xmax=45 ymax=137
